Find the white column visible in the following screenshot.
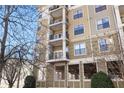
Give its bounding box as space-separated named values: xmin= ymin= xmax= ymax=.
xmin=46 ymin=12 xmax=51 ymax=61
xmin=114 ymin=6 xmax=124 ymax=50
xmin=62 ymin=7 xmax=66 ymax=59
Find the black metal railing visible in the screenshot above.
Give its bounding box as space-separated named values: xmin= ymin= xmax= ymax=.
xmin=49 ymin=34 xmax=62 ymax=40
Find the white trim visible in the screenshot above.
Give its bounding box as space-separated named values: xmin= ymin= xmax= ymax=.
xmin=49 ymin=37 xmax=63 ymax=43
xmin=54 ymin=80 xmax=65 ymax=82
xmin=46 ymin=58 xmax=69 ymax=63
xmin=49 ymin=6 xmax=63 ymax=13
xmin=49 ymin=20 xmax=63 ymax=27
xmin=69 ymin=54 xmax=120 ymax=64
xmin=68 ymin=5 xmax=83 ymax=10
xmin=83 ymin=79 xmax=91 ymax=81
xmin=68 ymin=80 xmax=80 ymax=81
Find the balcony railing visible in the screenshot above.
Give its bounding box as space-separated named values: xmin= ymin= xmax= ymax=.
xmin=49 ymin=52 xmax=63 ymax=60
xmin=121 ymin=16 xmax=124 ymax=24
xmin=50 ymin=18 xmax=62 ymax=25
xmin=49 ymin=5 xmax=60 ymax=11
xmin=49 ymin=33 xmax=62 ymax=40
xmin=48 ymin=52 xmax=69 ymax=60
xmin=49 ymin=32 xmax=69 ymax=41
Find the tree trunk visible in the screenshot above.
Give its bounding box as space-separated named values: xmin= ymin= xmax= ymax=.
xmin=17 ymin=67 xmax=21 ymax=88
xmin=8 ymin=83 xmax=13 ymax=88
xmin=0 ymin=62 xmax=4 ymax=84
xmin=0 ymin=6 xmax=10 ymax=82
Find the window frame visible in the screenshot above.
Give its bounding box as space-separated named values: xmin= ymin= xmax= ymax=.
xmin=95 ymin=5 xmax=107 ymax=13
xmin=74 ymin=43 xmax=86 ymax=56
xmin=96 ymin=17 xmax=110 ymax=30
xmin=98 ymin=38 xmax=110 ymax=52
xmin=73 ymin=9 xmax=83 ymax=19
xmin=74 ymin=24 xmax=85 ymax=36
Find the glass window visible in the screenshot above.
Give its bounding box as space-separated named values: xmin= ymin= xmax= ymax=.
xmin=74 ymin=24 xmax=84 ymax=35
xmin=74 ymin=43 xmax=86 ymax=56
xmin=95 ymin=5 xmax=106 ymax=13
xmin=73 ymin=9 xmax=83 ymax=19
xmin=97 ymin=17 xmax=110 ymax=30
xmin=99 ymin=38 xmax=108 ymax=51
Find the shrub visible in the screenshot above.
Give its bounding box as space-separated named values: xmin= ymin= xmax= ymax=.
xmin=23 ymin=75 xmax=36 ymax=88
xmin=91 ymin=71 xmax=115 ymax=88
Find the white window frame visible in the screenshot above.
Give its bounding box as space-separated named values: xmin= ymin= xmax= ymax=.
xmin=73 ymin=24 xmax=85 ymax=36
xmin=94 ymin=5 xmax=107 ymax=13
xmin=98 ymin=38 xmax=110 ymax=53
xmin=96 ymin=17 xmax=110 ymax=31
xmin=74 ymin=43 xmax=86 ymax=56
xmin=73 ymin=9 xmax=83 ymax=18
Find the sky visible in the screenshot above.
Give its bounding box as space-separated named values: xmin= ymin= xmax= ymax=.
xmin=0 ymin=5 xmax=39 ymax=59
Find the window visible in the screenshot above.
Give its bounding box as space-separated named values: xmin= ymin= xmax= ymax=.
xmin=73 ymin=9 xmax=83 ymax=19
xmin=74 ymin=24 xmax=84 ymax=35
xmin=84 ymin=63 xmax=97 ymax=79
xmin=99 ymin=38 xmax=108 ymax=51
xmin=95 ymin=5 xmax=106 ymax=13
xmin=68 ymin=64 xmax=79 ymax=80
xmin=74 ymin=43 xmax=86 ymax=56
xmin=55 ymin=66 xmax=65 ymax=80
xmin=97 ymin=17 xmax=110 ymax=30
xmin=107 ymin=61 xmax=123 ymax=79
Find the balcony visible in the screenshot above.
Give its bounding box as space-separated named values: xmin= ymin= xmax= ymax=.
xmin=49 ymin=18 xmax=68 ymax=31
xmin=49 ymin=33 xmax=62 ymax=40
xmin=119 ymin=6 xmax=124 ymax=24
xmin=49 ymin=32 xmax=69 ymax=46
xmin=49 ymin=5 xmax=60 ymax=11
xmin=49 ymin=33 xmax=63 ymax=46
xmin=47 ymin=52 xmax=69 ymax=63
xmin=121 ymin=16 xmax=124 ymax=24
xmin=50 ymin=18 xmax=62 ymax=25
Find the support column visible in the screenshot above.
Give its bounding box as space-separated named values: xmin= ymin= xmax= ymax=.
xmin=46 ymin=12 xmax=51 ymax=61
xmin=53 ymin=64 xmax=55 ymax=87
xmin=62 ymin=7 xmax=66 ymax=59
xmin=65 ymin=62 xmax=68 ymax=87
xmin=80 ymin=61 xmax=84 ymax=88
xmin=114 ymin=6 xmax=124 ymax=62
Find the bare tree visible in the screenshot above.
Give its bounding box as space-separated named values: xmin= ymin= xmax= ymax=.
xmin=2 ymin=58 xmax=22 ymax=88
xmin=0 ymin=5 xmax=40 ymax=86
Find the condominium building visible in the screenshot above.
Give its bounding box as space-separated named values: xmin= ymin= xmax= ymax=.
xmin=35 ymin=5 xmax=124 ymax=88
